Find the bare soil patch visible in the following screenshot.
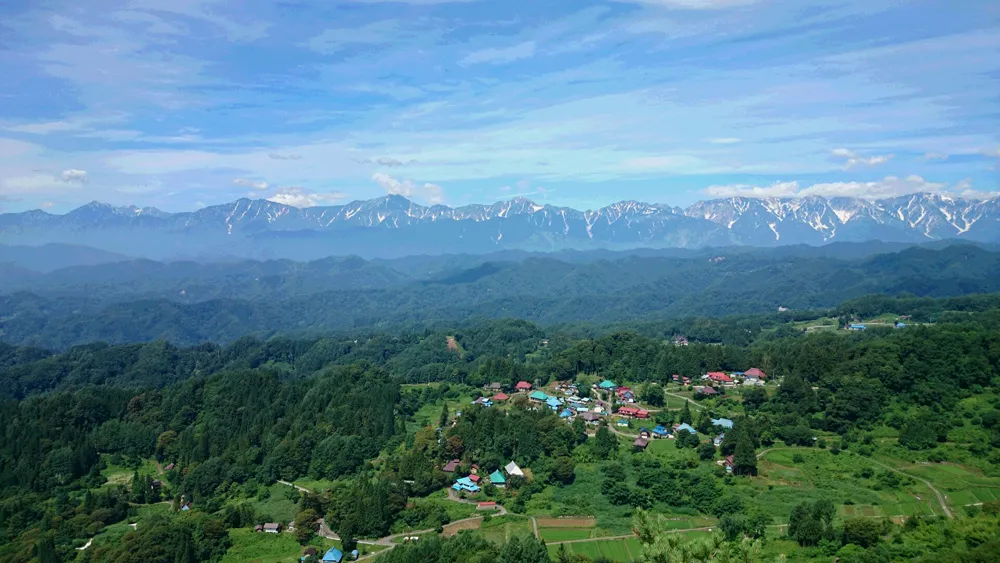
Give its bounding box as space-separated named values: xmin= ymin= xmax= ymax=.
xmin=442 ymin=518 xmax=482 ymax=536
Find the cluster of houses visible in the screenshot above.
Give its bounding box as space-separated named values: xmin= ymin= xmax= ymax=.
xmin=444 ymin=460 xmax=524 ymax=494
xmin=630 ymin=418 xmax=735 ymax=454
xmin=687 ymin=368 xmax=768 ymax=395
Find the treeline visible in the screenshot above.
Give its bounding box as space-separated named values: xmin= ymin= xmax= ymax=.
xmin=5 ymin=244 xmax=1000 ymax=349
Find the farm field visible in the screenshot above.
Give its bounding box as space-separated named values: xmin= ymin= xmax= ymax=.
xmin=251 ymin=483 xmax=302 ymax=523
xmin=472 ymin=515 xmax=534 ymax=543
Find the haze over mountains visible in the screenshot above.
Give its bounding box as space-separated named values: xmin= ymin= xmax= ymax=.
xmin=2 ymin=192 xmax=999 ymax=260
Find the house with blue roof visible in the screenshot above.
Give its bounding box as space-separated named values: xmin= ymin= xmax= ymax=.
xmin=848 ymin=324 xmax=867 ymax=331
xmin=617 ymin=419 xmax=629 ymax=427
xmin=452 ymin=476 xmax=481 ymax=493
xmin=711 ymin=418 xmax=734 ymax=429
xmin=322 ymin=547 xmax=344 ymax=563
xmin=652 ymin=425 xmax=670 ymax=437
xmin=546 ymin=397 xmax=563 ymax=409
xmin=674 ymin=423 xmax=697 ymax=435
xmin=559 ymin=408 xmax=573 ymax=418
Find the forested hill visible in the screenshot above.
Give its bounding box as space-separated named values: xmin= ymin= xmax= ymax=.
xmin=3 ymin=244 xmax=1000 ymax=349
xmin=1 ymin=300 xmax=999 ymax=562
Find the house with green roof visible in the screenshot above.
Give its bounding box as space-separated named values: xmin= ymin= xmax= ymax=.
xmin=598 ymin=380 xmax=617 ymax=390
xmin=529 ymin=390 xmax=549 ymax=402
xmin=489 ymin=469 xmax=506 ymax=487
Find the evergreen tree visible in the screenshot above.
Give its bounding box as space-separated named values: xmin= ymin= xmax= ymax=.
xmin=36 ymin=534 xmax=57 ymax=563
xmin=593 ymin=422 xmax=618 ymax=459
xmin=439 ymin=403 xmax=449 ymax=428
xmin=571 ymin=417 xmax=587 ymax=446
xmin=733 ymin=433 xmax=757 ymax=476
xmin=680 ymin=400 xmax=692 ymax=425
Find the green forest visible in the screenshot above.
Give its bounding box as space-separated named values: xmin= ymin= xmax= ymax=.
xmin=4 ymin=244 xmax=1000 ymax=349
xmin=1 ymin=292 xmax=1000 ymax=562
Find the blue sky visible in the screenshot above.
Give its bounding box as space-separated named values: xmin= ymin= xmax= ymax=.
xmin=0 ymin=0 xmax=997 ymax=213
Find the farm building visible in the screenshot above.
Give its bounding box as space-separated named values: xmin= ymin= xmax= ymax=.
xmin=263 ymin=523 xmax=280 ymax=533
xmin=633 ymin=437 xmax=649 ymax=450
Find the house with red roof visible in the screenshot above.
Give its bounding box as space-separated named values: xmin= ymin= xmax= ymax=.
xmin=616 ymin=387 xmax=636 ymax=403
xmin=706 ymin=372 xmax=734 ymax=384
xmin=442 ymin=459 xmax=460 ymax=473
xmin=744 ymin=368 xmax=766 ymax=378
xmin=617 ymin=406 xmax=649 ymax=419
xmin=492 ymin=392 xmax=509 ymax=402
xmin=515 ymin=381 xmax=532 ymax=392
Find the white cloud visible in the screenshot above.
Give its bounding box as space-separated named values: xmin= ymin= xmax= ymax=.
xmin=460 ymin=41 xmax=536 ymax=66
xmin=705 ymin=181 xmax=800 ymax=198
xmin=983 ymin=148 xmax=1000 ymax=158
xmin=708 ymin=137 xmax=741 ymax=144
xmin=357 ymin=156 xmax=416 ymax=167
xmin=923 ymin=152 xmax=949 ymax=161
xmin=60 ymin=169 xmax=89 ymax=184
xmin=41 ymin=201 xmax=55 ymax=209
xmin=372 ymin=172 xmax=446 ymax=203
xmin=305 ymin=20 xmax=403 ymax=54
xmin=268 ymin=153 xmax=303 ymax=161
xmin=233 ymin=177 xmax=269 ymax=190
xmin=266 ymin=187 xmax=348 ymax=208
xmin=829 ymin=148 xmax=893 ymax=169
xmin=704 ymin=175 xmax=984 ymax=200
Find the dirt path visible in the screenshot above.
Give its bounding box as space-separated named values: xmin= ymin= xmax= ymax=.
xmin=76 ymin=538 xmax=93 ymax=551
xmin=277 ymin=479 xmax=310 ymax=493
xmin=868 ymin=458 xmax=953 ymax=519
xmin=531 ymin=516 xmax=539 ymax=539
xmin=665 ymin=391 xmax=704 ymax=410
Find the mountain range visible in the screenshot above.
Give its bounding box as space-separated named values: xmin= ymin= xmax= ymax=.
xmin=2 ymin=192 xmax=998 ymax=260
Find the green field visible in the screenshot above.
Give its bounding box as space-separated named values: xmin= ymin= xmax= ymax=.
xmin=252 ymin=483 xmax=302 ymax=523
xmin=290 ymin=477 xmax=336 ymax=493
xmin=99 ymin=455 xmax=161 ymax=488
xmin=473 ymin=515 xmax=534 ymax=543
xmin=539 ymin=528 xmax=595 ymax=541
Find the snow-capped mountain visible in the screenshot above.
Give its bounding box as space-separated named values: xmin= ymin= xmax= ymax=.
xmin=1 ymin=193 xmax=997 ymax=260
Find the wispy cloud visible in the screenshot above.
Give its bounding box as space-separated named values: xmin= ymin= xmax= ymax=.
xmin=460 ymin=41 xmax=536 ymax=66
xmin=830 ymin=148 xmax=893 ymax=170
xmin=233 ymin=177 xmax=269 ymax=190
xmin=705 ymin=175 xmax=988 ymax=200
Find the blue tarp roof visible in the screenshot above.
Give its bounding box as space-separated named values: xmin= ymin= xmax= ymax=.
xmin=323 ymin=547 xmax=344 ymax=563
xmin=711 ymin=418 xmax=734 ymax=429
xmin=653 ymin=425 xmax=668 ymax=433
xmin=559 ymin=408 xmax=573 ymax=417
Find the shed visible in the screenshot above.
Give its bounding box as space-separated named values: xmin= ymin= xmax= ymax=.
xmin=504 ymin=461 xmax=524 ymax=477
xmin=442 ymin=459 xmax=460 ymax=473
xmin=633 ymin=437 xmax=649 ymax=450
